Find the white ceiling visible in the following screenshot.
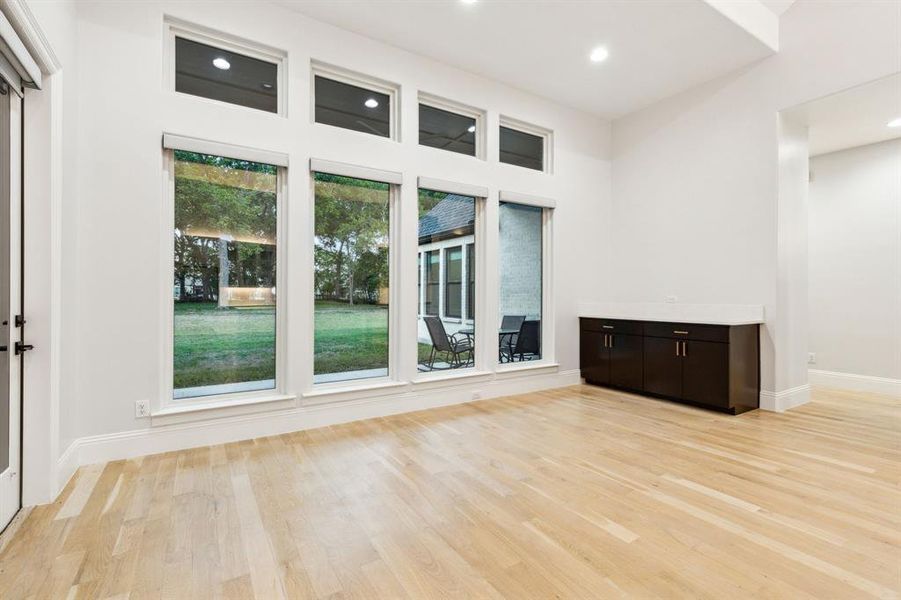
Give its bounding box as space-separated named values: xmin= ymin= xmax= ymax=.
xmin=760 ymin=0 xmax=796 ymax=17
xmin=788 ymin=73 xmax=901 ymax=156
xmin=279 ymin=0 xmax=776 ymax=119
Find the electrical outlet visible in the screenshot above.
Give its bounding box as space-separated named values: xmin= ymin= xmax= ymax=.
xmin=135 ymin=399 xmax=150 ymax=418
xmin=664 ymin=295 xmax=678 ymax=304
xmin=808 ymin=352 xmax=816 ymax=365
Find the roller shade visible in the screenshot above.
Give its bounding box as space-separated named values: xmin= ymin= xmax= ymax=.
xmin=0 ymin=10 xmax=41 ymax=95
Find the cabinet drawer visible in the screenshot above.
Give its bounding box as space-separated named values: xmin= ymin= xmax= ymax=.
xmin=643 ymin=322 xmax=729 ymax=343
xmin=580 ymin=318 xmax=643 ymax=335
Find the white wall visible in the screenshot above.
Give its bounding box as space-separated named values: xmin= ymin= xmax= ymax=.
xmin=610 ymin=0 xmax=900 ymax=407
xmin=809 ymin=138 xmax=901 ymax=383
xmin=25 ymin=0 xmax=611 ymax=488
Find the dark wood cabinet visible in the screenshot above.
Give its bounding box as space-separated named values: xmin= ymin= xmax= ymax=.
xmin=580 ymin=318 xmax=759 ymax=414
xmin=610 ymin=333 xmax=643 ymax=390
xmin=579 ymin=320 xmax=643 ymax=392
xmin=643 ymin=336 xmax=682 ymax=398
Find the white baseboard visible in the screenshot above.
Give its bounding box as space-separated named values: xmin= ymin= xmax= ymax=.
xmin=55 ymin=368 xmax=582 ymax=488
xmin=808 ymin=369 xmax=901 ymax=397
xmin=759 ymin=384 xmax=810 ymax=412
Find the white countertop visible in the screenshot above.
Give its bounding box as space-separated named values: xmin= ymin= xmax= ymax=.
xmin=577 ymin=302 xmax=765 ymax=326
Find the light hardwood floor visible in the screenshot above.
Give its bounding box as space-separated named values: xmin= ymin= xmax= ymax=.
xmin=1 ymin=385 xmax=898 ymax=599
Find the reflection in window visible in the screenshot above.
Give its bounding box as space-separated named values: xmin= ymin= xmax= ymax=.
xmin=498 ymin=202 xmax=543 ymax=362
xmin=418 ymin=190 xmax=475 ymax=371
xmin=175 ymin=37 xmax=278 ymax=113
xmin=313 ymin=173 xmax=390 ymax=384
xmin=173 ymin=150 xmax=277 ymax=399
xmin=419 ymin=103 xmax=476 ymax=156
xmin=424 ymin=250 xmax=439 ymax=316
xmin=499 ymin=126 xmax=544 ymax=171
xmin=445 ymin=246 xmax=463 ymax=318
xmin=314 ymin=75 xmax=391 ymax=138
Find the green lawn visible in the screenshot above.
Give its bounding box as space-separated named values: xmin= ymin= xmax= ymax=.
xmin=313 ymin=300 xmax=388 ymax=374
xmin=174 ymin=302 xmax=276 ymax=389
xmin=174 ymin=300 xmax=436 ymax=391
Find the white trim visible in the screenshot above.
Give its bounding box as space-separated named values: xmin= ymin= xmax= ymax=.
xmin=163 ymin=133 xmax=288 ymax=167
xmin=157 ymin=149 xmax=288 ymax=416
xmin=0 ymin=8 xmax=40 ymax=88
xmin=809 ymin=369 xmax=901 ymax=397
xmin=759 ymin=384 xmax=810 ymax=412
xmin=495 ymin=362 xmax=559 ymax=379
xmin=152 ymin=393 xmax=296 ymax=427
xmin=56 ymin=440 xmax=80 ymax=494
xmin=418 ymin=176 xmax=488 ymax=199
xmin=52 ymin=371 xmax=582 ymax=475
xmin=163 ymin=15 xmax=287 ymax=117
xmin=310 ymin=158 xmax=402 ymax=184
xmin=417 ymin=92 xmax=486 ymax=160
xmin=302 ymin=380 xmax=409 ymax=405
xmin=499 ymin=189 xmax=556 ymax=209
xmin=0 ymin=0 xmax=62 ymax=74
xmin=311 ymin=60 xmax=401 ymax=141
xmin=499 ymin=115 xmax=554 ymax=174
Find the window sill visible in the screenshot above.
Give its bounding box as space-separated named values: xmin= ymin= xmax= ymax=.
xmin=151 ymin=392 xmax=296 ymax=427
xmin=302 ymin=379 xmax=409 ymax=406
xmin=412 ymin=369 xmax=493 ymax=389
xmin=494 ymin=361 xmax=559 ymax=379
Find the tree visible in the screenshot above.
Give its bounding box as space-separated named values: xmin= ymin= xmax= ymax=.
xmin=313 ymin=174 xmax=389 ymax=304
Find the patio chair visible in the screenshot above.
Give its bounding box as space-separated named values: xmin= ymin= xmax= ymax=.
xmin=510 ymin=320 xmax=541 ymax=362
xmin=422 ymin=316 xmax=474 ymax=370
xmin=499 ymin=315 xmax=526 ymax=361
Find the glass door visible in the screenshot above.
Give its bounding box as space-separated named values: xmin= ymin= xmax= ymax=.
xmin=0 ymin=89 xmax=22 ymax=533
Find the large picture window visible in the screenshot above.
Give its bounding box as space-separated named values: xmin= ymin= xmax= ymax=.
xmin=418 ymin=189 xmax=476 ymax=372
xmin=498 ymin=202 xmax=543 ymax=362
xmin=172 ymin=150 xmax=278 ymax=399
xmin=313 ymin=172 xmax=391 ymax=384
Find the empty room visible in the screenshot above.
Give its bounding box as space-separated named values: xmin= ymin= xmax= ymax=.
xmin=0 ymin=0 xmax=899 ymax=598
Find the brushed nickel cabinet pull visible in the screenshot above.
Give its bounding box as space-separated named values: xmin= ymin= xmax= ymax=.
xmin=602 ymin=325 xmax=614 ymax=329
xmin=673 ymin=330 xmax=689 ymax=335
xmin=682 ymin=341 xmax=687 ymax=357
xmin=675 ymin=341 xmax=680 ymax=357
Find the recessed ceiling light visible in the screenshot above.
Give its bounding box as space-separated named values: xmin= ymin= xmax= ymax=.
xmin=261 ymin=82 xmax=274 ymax=90
xmin=467 ymin=125 xmax=476 ymax=133
xmin=888 ymin=117 xmax=901 ymax=128
xmin=212 ymin=57 xmax=231 ymax=70
xmin=461 ymin=0 xmax=477 ymax=4
xmin=364 ymin=98 xmax=379 ymax=108
xmin=589 ymin=46 xmax=609 ymax=63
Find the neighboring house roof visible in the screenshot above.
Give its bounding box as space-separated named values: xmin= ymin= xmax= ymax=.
xmin=418 ymin=195 xmax=475 ymax=243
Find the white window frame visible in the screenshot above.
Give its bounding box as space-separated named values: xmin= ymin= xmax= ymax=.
xmin=311 ymin=60 xmax=401 ymax=142
xmin=496 ymin=195 xmax=555 ymax=370
xmin=157 ymin=135 xmax=291 ymax=421
xmin=498 ymin=115 xmax=554 ymax=174
xmin=309 ymin=162 xmax=401 ymax=390
xmin=418 ymin=92 xmax=486 ymax=160
xmin=163 ymin=16 xmax=288 ymax=117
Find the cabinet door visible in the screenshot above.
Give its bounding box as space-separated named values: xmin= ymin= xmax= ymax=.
xmin=610 ymin=333 xmax=643 ymax=391
xmin=643 ymin=337 xmax=682 ymax=398
xmin=682 ymin=340 xmax=730 ymax=408
xmin=580 ymin=331 xmax=609 ymax=385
